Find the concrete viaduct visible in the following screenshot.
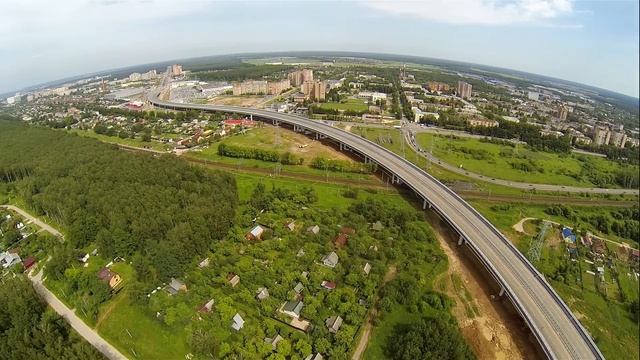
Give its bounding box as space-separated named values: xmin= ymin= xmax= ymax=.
xmin=148 ymin=93 xmax=604 ymax=360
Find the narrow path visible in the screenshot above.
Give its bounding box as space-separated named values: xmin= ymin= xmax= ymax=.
xmin=512 ymin=217 xmax=637 ymax=249
xmin=351 ymin=265 xmax=397 ymax=360
xmin=2 ymin=204 xmax=126 ymax=360
xmin=0 ymin=204 xmax=63 ymax=239
xmin=512 ymin=217 xmax=538 ymax=234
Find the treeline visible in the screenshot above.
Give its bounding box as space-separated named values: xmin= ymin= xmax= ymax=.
xmin=192 ymin=64 xmax=292 ymax=82
xmin=421 ymin=113 xmax=572 ymax=154
xmin=0 ymin=277 xmax=104 ymax=359
xmin=577 ymin=143 xmax=640 ymax=166
xmin=310 ymin=157 xmax=377 ymax=174
xmin=0 ymin=121 xmax=238 ymax=281
xmin=217 ymin=143 xmax=303 ymax=165
xmin=86 ymin=106 xmax=204 ymax=123
xmin=309 ymin=105 xmax=366 ymax=117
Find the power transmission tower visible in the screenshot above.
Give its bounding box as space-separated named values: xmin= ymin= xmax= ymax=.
xmin=274 ymin=121 xmax=281 ymax=147
xmin=527 ymin=221 xmax=550 ymax=262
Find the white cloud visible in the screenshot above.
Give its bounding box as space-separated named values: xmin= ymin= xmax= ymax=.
xmin=359 ymin=0 xmax=574 ymax=26
xmin=0 ymin=0 xmax=208 ymax=42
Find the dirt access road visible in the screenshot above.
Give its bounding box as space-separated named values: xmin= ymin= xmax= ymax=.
xmin=351 ymin=265 xmax=397 ymax=360
xmin=1 ymin=204 xmax=64 ymax=239
xmin=426 ymin=212 xmax=541 ymax=360
xmin=2 ymin=204 xmax=126 ymax=360
xmin=29 ymin=270 xmax=127 ymax=360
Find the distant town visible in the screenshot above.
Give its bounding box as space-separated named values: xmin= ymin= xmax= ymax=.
xmin=2 ymin=56 xmax=638 ymax=158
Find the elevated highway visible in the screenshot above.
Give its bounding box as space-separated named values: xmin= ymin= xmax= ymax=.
xmin=149 ymin=93 xmax=604 ymax=359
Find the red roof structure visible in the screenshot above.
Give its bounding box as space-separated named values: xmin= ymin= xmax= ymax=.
xmin=23 ymin=256 xmax=36 ymax=271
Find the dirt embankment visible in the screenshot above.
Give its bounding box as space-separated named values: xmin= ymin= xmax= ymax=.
xmin=426 ymin=212 xmax=542 ymax=360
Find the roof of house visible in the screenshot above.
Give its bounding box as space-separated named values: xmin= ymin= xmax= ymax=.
xmin=321 ymin=281 xmax=336 ymax=290
xmin=363 ymin=262 xmax=372 ymax=275
xmin=283 ymin=300 xmax=304 ymax=316
xmin=307 ymin=225 xmax=320 ymax=234
xmin=0 ymin=251 xmax=20 ymax=262
xmin=562 ymin=227 xmax=575 ymax=238
xmin=249 ymin=225 xmax=265 ymax=238
xmin=325 ymin=315 xmax=343 ymax=332
xmin=256 ymin=287 xmax=269 ymax=299
xmin=371 ymin=221 xmax=384 ymax=231
xmin=285 ymin=220 xmax=295 ymax=230
xmin=228 ymin=273 xmax=240 ymax=286
xmin=340 ymin=226 xmax=356 ymax=235
xmin=304 ymin=354 xmax=324 ymax=360
xmin=169 ymin=278 xmax=185 ymax=291
xmin=23 ymin=256 xmax=37 ymax=269
xmin=264 ymin=334 xmax=284 ymax=350
xmin=199 ymin=299 xmax=215 ymax=313
xmin=323 ymin=252 xmax=339 ymax=267
xmin=232 ymin=313 xmax=245 ymax=330
xmin=97 ymin=267 xmax=116 ymax=282
xmin=294 ymin=282 xmax=304 ymax=294
xmin=198 ymin=258 xmax=210 ymax=268
xmin=334 ymin=233 xmax=348 ymax=247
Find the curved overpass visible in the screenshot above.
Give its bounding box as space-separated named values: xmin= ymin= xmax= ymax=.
xmin=149 ymin=94 xmax=603 ymax=360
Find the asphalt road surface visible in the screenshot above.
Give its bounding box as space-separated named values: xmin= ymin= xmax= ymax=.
xmin=149 ymin=94 xmax=603 ymax=359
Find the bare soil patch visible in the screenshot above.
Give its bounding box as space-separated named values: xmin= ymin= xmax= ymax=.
xmin=426 ymin=212 xmax=541 ymax=360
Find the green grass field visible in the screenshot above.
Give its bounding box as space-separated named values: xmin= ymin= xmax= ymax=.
xmin=235 ymin=172 xmax=403 ymax=211
xmin=416 ymin=133 xmax=634 ymax=188
xmin=97 ymin=295 xmax=191 ymax=360
xmin=363 ymin=306 xmax=412 ymax=359
xmin=317 ymin=98 xmax=368 ymax=112
xmin=221 ymin=124 xmax=355 ymax=162
xmin=471 ymin=200 xmax=639 ymax=360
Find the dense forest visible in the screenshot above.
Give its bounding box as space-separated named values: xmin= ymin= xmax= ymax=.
xmin=0 ymin=120 xmax=238 ymax=280
xmin=0 ymin=277 xmax=103 ymax=360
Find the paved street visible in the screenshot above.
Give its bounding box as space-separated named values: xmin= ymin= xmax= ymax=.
xmin=2 ymin=204 xmax=126 ymax=360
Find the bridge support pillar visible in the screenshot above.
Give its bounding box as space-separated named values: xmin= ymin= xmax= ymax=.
xmin=423 ymin=199 xmax=431 ymax=210
xmin=340 ymin=143 xmax=343 ymax=151
xmin=457 ymin=235 xmax=465 ymax=246
xmin=499 ymin=287 xmax=505 ymax=297
xmin=250 ymin=114 xmax=253 ymax=121
xmin=315 ymin=132 xmax=320 ymax=140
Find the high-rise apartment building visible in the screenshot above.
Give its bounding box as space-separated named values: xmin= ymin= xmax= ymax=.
xmin=233 ymin=79 xmax=290 ymax=95
xmin=557 ymin=106 xmax=569 ymax=121
xmin=302 ymin=80 xmax=326 ymax=101
xmin=426 ymin=81 xmax=450 ymax=92
xmin=233 ymin=80 xmax=267 ymax=95
xmin=288 ymin=69 xmax=314 ymax=86
xmin=267 ymin=79 xmax=291 ymax=95
xmin=610 ymin=131 xmax=627 ymax=148
xmin=593 ymin=126 xmax=611 ymax=146
xmin=171 ymin=64 xmax=183 ymax=77
xmin=456 ymin=81 xmax=472 ymax=99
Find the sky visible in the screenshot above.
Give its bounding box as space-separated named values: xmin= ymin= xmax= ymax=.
xmin=1 ymin=0 xmax=638 ymax=97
